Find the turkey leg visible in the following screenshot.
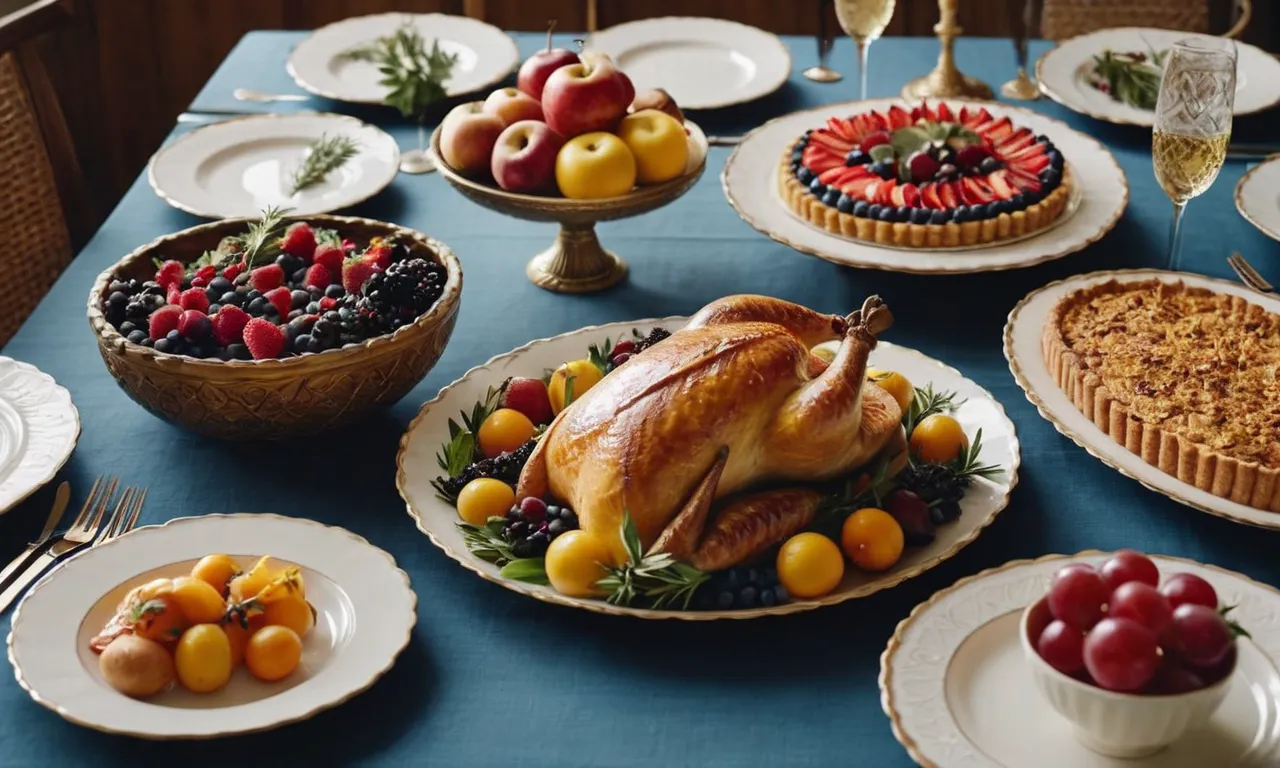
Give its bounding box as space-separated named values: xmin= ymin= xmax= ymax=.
xmin=647 ymin=447 xmax=729 ymax=560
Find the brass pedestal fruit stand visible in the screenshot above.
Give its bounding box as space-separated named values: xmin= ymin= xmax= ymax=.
xmin=901 ymin=0 xmax=993 ymax=101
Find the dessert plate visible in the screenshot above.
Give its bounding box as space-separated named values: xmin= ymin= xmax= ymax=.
xmin=0 ymin=357 xmax=78 ymax=516
xmin=288 ymin=13 xmax=518 ymax=103
xmin=588 ymin=17 xmax=791 ymax=110
xmin=1005 ymin=269 xmax=1280 ymax=530
xmin=1236 ymin=155 xmax=1280 ymax=243
xmin=881 ymin=552 xmax=1280 ymax=768
xmin=397 ymin=317 xmax=1020 ymax=620
xmin=148 ymin=113 xmax=400 ymax=219
xmin=1036 ymin=28 xmax=1280 ymax=127
xmin=723 ymin=99 xmax=1128 ymax=274
xmin=8 ymin=514 xmax=415 ymax=738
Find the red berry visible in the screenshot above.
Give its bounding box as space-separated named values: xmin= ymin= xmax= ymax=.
xmin=155 ymin=260 xmax=184 ymax=288
xmin=177 ymin=309 xmax=212 ymax=342
xmin=302 ymin=263 xmax=331 ymax=290
xmin=1168 ymin=604 xmax=1232 ymax=668
xmin=1160 ymin=573 xmax=1218 ymax=611
xmin=341 ymin=238 xmax=357 ymax=252
xmin=1099 ymin=550 xmax=1160 ymax=592
xmin=211 ymin=305 xmax=250 ymax=346
xmin=956 ymin=145 xmax=991 ymax=169
xmin=1146 ymin=657 xmax=1205 ymax=695
xmin=191 ymin=276 xmax=209 ymax=289
xmin=148 ymin=305 xmax=183 ymax=342
xmin=610 ymin=352 xmax=633 ymax=367
xmin=518 ymin=497 xmax=548 ymax=523
xmin=1037 ymin=619 xmax=1085 ymax=675
xmin=280 ymin=222 xmax=316 ymax=261
xmin=861 ymin=130 xmax=891 ymax=151
xmin=178 ymin=287 xmax=210 ymax=313
xmin=611 ymin=340 xmax=636 ymax=356
xmin=166 ymin=284 xmax=182 ymax=306
xmin=242 ymin=317 xmax=285 ymax=360
xmin=194 ymin=265 xmax=217 ymax=284
xmin=312 ymin=244 xmax=344 ymax=277
xmin=500 ymin=377 xmax=553 ymax=425
xmin=264 ymin=287 xmax=292 ymax=320
xmin=908 ymin=151 xmax=941 ymax=183
xmin=1194 ymin=642 xmax=1237 ymax=686
xmin=1048 ymin=563 xmax=1109 ymax=631
xmin=222 ymin=261 xmax=245 ymax=281
xmin=1109 ymin=582 xmax=1173 ymax=636
xmin=341 ymin=257 xmax=376 ymax=295
xmin=249 ymin=264 xmax=285 ymax=292
xmin=318 ymin=296 xmax=337 ymax=312
xmin=365 ymin=242 xmax=392 ymax=271
xmin=1084 ymin=617 xmax=1160 ymax=692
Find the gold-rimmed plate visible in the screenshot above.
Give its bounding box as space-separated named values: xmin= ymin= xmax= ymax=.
xmin=1004 ymin=269 xmax=1280 ymax=530
xmin=396 ymin=316 xmax=1020 ymax=620
xmin=722 ymin=98 xmax=1128 ymax=274
xmin=1235 ymin=154 xmax=1280 ymax=243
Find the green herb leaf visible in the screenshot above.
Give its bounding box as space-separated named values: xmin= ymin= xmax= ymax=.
xmin=241 ymin=206 xmax=291 ymax=269
xmin=340 ymin=21 xmax=458 ymax=120
xmin=949 ymin=428 xmax=1003 ymax=482
xmin=499 ymin=558 xmax=549 ymax=585
xmin=457 ymin=521 xmax=515 ymax=565
xmin=314 ymin=227 xmax=342 ymax=248
xmin=288 ymin=134 xmax=360 ymax=196
xmin=1221 ymin=604 xmax=1252 ymax=640
xmin=903 ymin=384 xmax=964 ymax=435
xmin=587 ymin=338 xmax=614 ymax=375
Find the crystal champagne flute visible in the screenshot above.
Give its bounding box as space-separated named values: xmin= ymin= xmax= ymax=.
xmin=803 ymin=0 xmax=844 ymax=83
xmin=1001 ymin=0 xmax=1042 ymax=100
xmin=834 ymin=0 xmax=897 ymax=100
xmin=1152 ymin=37 xmax=1237 ymax=266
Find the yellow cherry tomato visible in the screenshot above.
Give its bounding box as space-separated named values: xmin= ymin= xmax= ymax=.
xmin=455 ymin=478 xmax=517 ymax=526
xmin=169 ymin=576 xmax=228 ymax=624
xmin=130 ymin=594 xmax=188 ymax=644
xmin=477 ymin=408 xmax=536 ymax=458
xmin=252 ymin=567 xmax=306 ymax=605
xmin=867 ymin=367 xmax=914 ymax=413
xmin=228 ymin=555 xmax=276 ymax=603
xmin=174 ymin=624 xmax=233 ymax=693
xmin=547 ymin=359 xmax=604 ymax=414
xmin=776 ymin=533 xmax=845 ymax=599
xmin=245 ymin=625 xmax=303 ymax=682
xmin=909 ymin=413 xmax=969 ymax=464
xmin=840 ymin=508 xmax=905 ymax=572
xmin=221 ymin=618 xmax=255 ymax=668
xmin=190 ymin=554 xmax=239 ymax=597
xmin=544 ymin=530 xmax=613 ymax=597
xmin=262 ymin=595 xmax=315 ymax=638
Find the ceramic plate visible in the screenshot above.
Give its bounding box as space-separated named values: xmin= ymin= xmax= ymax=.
xmin=0 ymin=358 xmax=78 ymax=516
xmin=722 ymin=99 xmax=1128 ymax=274
xmin=396 ymin=316 xmax=1020 ymax=620
xmin=8 ymin=514 xmax=415 ymax=738
xmin=881 ymin=552 xmax=1280 ymax=767
xmin=588 ymin=17 xmax=791 ymax=110
xmin=1036 ymin=28 xmax=1280 ymax=127
xmin=1236 ymin=155 xmax=1280 ymax=243
xmin=1004 ymin=269 xmax=1280 ymax=529
xmin=288 ymin=13 xmax=518 ymax=103
xmin=148 ymin=113 xmax=400 ymax=219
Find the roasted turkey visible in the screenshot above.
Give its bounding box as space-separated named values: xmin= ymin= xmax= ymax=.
xmin=516 ymin=295 xmax=905 ymax=565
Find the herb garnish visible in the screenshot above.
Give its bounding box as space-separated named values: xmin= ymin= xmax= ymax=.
xmin=339 ymin=20 xmax=458 ymax=120
xmin=1089 ymin=47 xmax=1166 ymax=110
xmin=902 ymin=384 xmax=964 ymax=435
xmin=597 ymin=513 xmax=710 ymax=610
xmin=435 ymin=384 xmax=506 ymax=479
xmin=241 ymin=205 xmax=291 ymax=269
xmin=288 ymin=134 xmax=360 ymax=196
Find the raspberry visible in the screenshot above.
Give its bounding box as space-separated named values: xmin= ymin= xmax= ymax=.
xmin=166 ymin=284 xmax=182 ymax=306
xmin=222 ymin=261 xmax=245 ymax=281
xmin=194 ymin=265 xmax=217 ymax=284
xmin=341 ymin=257 xmax=376 ymax=295
xmin=303 ymin=263 xmax=332 ymax=290
xmin=155 ymin=260 xmax=184 ymax=288
xmin=148 ymin=305 xmax=183 ymax=341
xmin=280 ymin=222 xmax=316 ymax=261
xmin=243 ymin=318 xmax=285 ymax=360
xmin=211 ymin=305 xmax=249 ymax=346
xmin=318 ymin=296 xmax=337 ymax=311
xmin=249 ymin=264 xmax=285 ymax=292
xmin=178 ymin=287 xmax=210 ymax=313
xmin=264 ymin=287 xmax=292 ymax=320
xmin=341 ymin=238 xmax=357 ymax=253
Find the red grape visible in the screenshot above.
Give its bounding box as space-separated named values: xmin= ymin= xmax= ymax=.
xmin=1037 ymin=619 xmax=1086 ymax=675
xmin=1160 ymin=573 xmax=1218 ymax=611
xmin=1083 ymin=617 xmax=1160 ymax=692
xmin=1193 ymin=643 xmax=1237 ymax=686
xmin=1048 ymin=564 xmax=1109 ymax=631
xmin=1108 ymin=582 xmax=1173 ymax=635
xmin=1146 ymin=658 xmax=1205 ymax=695
xmin=1099 ymin=550 xmax=1160 ymax=592
xmin=1168 ymin=603 xmax=1232 ymax=668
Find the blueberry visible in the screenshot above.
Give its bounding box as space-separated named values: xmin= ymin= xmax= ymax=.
xmin=291 ymin=267 xmax=308 ymax=286
xmin=141 ymin=338 xmax=154 ymax=348
xmin=276 ymin=253 xmax=303 ymax=275
xmin=289 ymin=289 xmax=309 ymax=310
xmin=227 ymin=343 xmax=250 ymax=360
xmin=108 ymin=280 xmax=129 ymax=294
xmin=993 ymin=199 xmax=1013 ymax=216
xmin=119 ymin=321 xmax=137 ymax=335
xmin=154 ymin=338 xmax=172 ymax=354
xmin=246 ymin=289 xmax=262 ymax=301
xmin=289 ymin=314 xmax=314 ymax=332
xmin=166 ymin=329 xmax=181 ymax=343
xmin=929 ymin=506 xmax=947 ymax=525
xmin=822 ymin=186 xmax=841 ymax=206
xmin=791 ymin=148 xmax=803 ymax=164
xmin=715 ymin=591 xmax=735 ymax=610
xmin=220 ymin=291 xmax=240 ymax=306
xmin=207 ymin=304 xmax=221 ymax=315
xmin=508 ymin=521 xmax=528 ymax=538
xmin=547 ymin=519 xmax=567 ymax=538
xmin=1040 ymin=139 xmax=1056 ymax=154
xmin=1023 ymin=188 xmax=1043 ymax=205
xmin=836 ymin=192 xmax=855 ymax=212
xmin=724 ymin=569 xmax=743 ymax=590
xmin=737 ymin=585 xmax=759 ymax=609
xmin=930 ymin=209 xmax=950 ymax=225
xmin=894 ymin=205 xmax=911 ymax=222
xmin=760 ymin=589 xmax=777 ymax=607
xmin=205 ymin=286 xmax=221 ymax=303
xmin=209 ymin=276 xmax=232 ymax=295
xmin=559 ymin=510 xmax=578 ymax=528
xmin=218 ymin=347 xmax=234 ymax=361
xmin=809 ymin=179 xmax=827 ymax=197
xmin=852 ymin=200 xmax=870 ymax=218
xmin=247 ymin=297 xmax=266 ymax=315
xmin=305 ymin=301 xmax=321 ymax=314
xmin=527 ymin=530 xmax=549 ymax=550
xmin=287 ymin=309 xmax=303 ymax=321
xmin=845 ymin=149 xmax=870 ymax=165
xmin=1040 ymin=167 xmax=1061 ymax=189
xmin=872 ymin=160 xmax=897 ymax=180
xmin=108 ymin=291 xmax=128 ymax=307
xmin=867 ymin=203 xmax=883 ymax=220
xmin=294 ymin=333 xmax=314 ymax=353
xmin=953 ymin=205 xmax=971 ymax=223
xmin=772 ymin=585 xmax=789 ymax=604
xmin=910 ymin=208 xmax=932 ymax=224
xmin=937 ymin=500 xmax=962 ymax=523
xmin=1048 ymin=149 xmax=1064 ymax=172
xmin=978 ymin=157 xmax=1002 ymax=174
xmin=263 ymin=303 xmax=279 ymax=319
xmin=797 ymin=167 xmax=814 ymax=185
xmin=878 ymin=206 xmax=896 ymax=222
xmin=126 ymin=330 xmax=147 ymax=344
xmin=321 ymin=282 xmax=343 ymax=300
xmin=323 ymin=310 xmax=341 ymax=324
xmin=234 ymin=272 xmax=250 ymax=286
xmin=306 ymin=335 xmax=324 ymax=354
xmin=506 ymin=507 xmax=522 ymax=522
xmin=511 ymin=539 xmax=535 ymax=559
xmin=745 ymin=568 xmax=761 ymax=586
xmin=1010 ymin=193 xmax=1027 ymax=208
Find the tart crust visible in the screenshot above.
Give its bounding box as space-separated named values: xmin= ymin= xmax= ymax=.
xmin=1043 ymin=279 xmax=1280 ymax=512
xmin=777 ymin=150 xmax=1073 ymax=248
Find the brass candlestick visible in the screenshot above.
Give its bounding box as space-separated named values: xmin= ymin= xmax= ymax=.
xmin=901 ymin=0 xmax=993 ymax=100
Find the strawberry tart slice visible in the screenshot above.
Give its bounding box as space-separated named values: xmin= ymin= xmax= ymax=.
xmin=779 ymin=101 xmax=1071 ymax=248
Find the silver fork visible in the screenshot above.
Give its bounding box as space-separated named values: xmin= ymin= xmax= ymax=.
xmin=0 ymin=477 xmax=118 ymax=613
xmin=96 ymin=487 xmax=146 ymax=545
xmin=1227 ymin=252 xmax=1275 ymax=294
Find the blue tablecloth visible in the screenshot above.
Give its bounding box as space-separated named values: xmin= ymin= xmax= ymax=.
xmin=2 ymin=31 xmax=1279 ymax=767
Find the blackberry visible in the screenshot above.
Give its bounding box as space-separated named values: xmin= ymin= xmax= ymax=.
xmin=632 ymin=327 xmax=670 ymax=354
xmin=499 ymin=497 xmax=575 ymax=558
xmin=357 ymin=258 xmax=446 ymax=334
xmin=897 ymin=462 xmax=967 ymax=524
xmin=434 ymin=440 xmax=536 ymax=500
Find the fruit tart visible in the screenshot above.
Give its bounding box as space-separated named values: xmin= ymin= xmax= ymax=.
xmin=1043 ymin=279 xmax=1280 ymax=511
xmin=780 ymin=101 xmax=1071 ymax=248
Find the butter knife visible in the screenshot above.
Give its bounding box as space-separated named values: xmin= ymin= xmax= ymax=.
xmin=0 ymin=481 xmax=69 ymax=593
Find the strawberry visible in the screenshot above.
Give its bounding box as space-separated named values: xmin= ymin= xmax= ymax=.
xmin=341 ymin=238 xmax=357 ymax=253
xmin=303 ymin=263 xmax=332 ymax=290
xmin=920 ymin=182 xmax=943 ymax=209
xmin=825 ymin=117 xmax=857 ymax=143
xmin=195 ymin=265 xmax=217 ymax=284
xmin=318 ymin=296 xmax=337 ymax=312
xmin=177 ymin=309 xmax=212 ymax=342
xmin=901 ymin=182 xmax=921 ymax=208
xmin=211 ymin=305 xmax=250 ymax=346
xmin=312 ymin=244 xmax=344 ymax=277
xmin=501 ymin=377 xmax=554 ymax=426
xmin=939 ymin=181 xmax=960 ymax=208
xmin=365 ymin=241 xmax=392 ymax=271
xmin=860 ymin=130 xmax=891 ymax=152
xmin=876 ymin=178 xmax=897 ymax=206
xmin=809 ymin=131 xmax=853 ymax=155
xmin=1011 ymin=154 xmax=1051 ymax=175
xmin=976 ymin=116 xmax=1013 ymax=141
xmin=840 ymin=176 xmax=877 ymax=198
xmin=819 ymin=165 xmax=852 ymax=185
xmin=222 ymin=259 xmax=245 ymax=282
xmin=264 ymin=287 xmax=292 ymax=320
xmin=148 ymin=305 xmax=182 ymax=342
xmin=155 ymin=260 xmax=184 ymax=288
xmin=178 ymin=287 xmax=210 ymax=313
xmin=987 ymin=169 xmax=1019 ymax=199
xmin=936 ymin=102 xmax=955 ymax=122
xmin=249 ymin=264 xmax=285 ymax=292
xmin=996 ymin=127 xmax=1035 ymax=154
xmin=962 ymin=107 xmax=992 ymax=130
xmin=802 ymin=144 xmax=843 ymax=174
xmin=342 ymin=257 xmax=376 ymax=295
xmin=166 ymin=284 xmax=182 ymax=306
xmin=887 ymin=105 xmax=912 ymax=130
xmin=243 ymin=318 xmax=285 ymax=360
xmin=280 ymin=222 xmax=316 ymax=261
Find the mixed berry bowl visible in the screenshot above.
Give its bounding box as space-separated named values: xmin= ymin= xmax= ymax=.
xmin=87 ymin=214 xmax=462 ymax=439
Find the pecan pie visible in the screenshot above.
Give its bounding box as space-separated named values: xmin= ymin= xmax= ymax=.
xmin=1043 ymin=279 xmax=1280 ymax=511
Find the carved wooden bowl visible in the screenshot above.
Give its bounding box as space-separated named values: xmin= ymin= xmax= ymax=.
xmin=87 ymin=215 xmax=462 ymax=440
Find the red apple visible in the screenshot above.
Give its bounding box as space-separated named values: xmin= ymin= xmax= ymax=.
xmin=516 ymin=21 xmax=580 ymax=100
xmin=491 ymin=120 xmax=565 ymax=194
xmin=438 ymin=101 xmax=506 ymax=176
xmin=541 ymin=53 xmax=631 ymax=138
xmin=483 ymin=87 xmax=544 ymax=125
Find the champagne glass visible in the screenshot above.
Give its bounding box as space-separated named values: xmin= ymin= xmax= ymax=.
xmin=1152 ymin=37 xmax=1237 ymax=266
xmin=1001 ymin=0 xmax=1042 ymax=100
xmin=803 ymin=0 xmax=844 ymax=83
xmin=834 ymin=0 xmax=897 ymax=100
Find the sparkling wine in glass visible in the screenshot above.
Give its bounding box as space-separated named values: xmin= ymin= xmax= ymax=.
xmin=1152 ymin=37 xmax=1237 ymax=266
xmin=834 ymin=0 xmax=896 ymax=100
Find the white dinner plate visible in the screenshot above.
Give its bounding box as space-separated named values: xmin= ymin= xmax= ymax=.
xmin=881 ymin=552 xmax=1280 ymax=768
xmin=148 ymin=113 xmax=400 ymax=219
xmin=8 ymin=514 xmax=416 ymax=738
xmin=1004 ymin=269 xmax=1280 ymax=530
xmin=1036 ymin=28 xmax=1280 ymax=127
xmin=396 ymin=315 xmax=1020 ymax=620
xmin=0 ymin=357 xmax=78 ymax=516
xmin=589 ymin=17 xmax=791 ymax=110
xmin=1236 ymin=155 xmax=1280 ymax=243
xmin=722 ymin=98 xmax=1128 ymax=274
xmin=288 ymin=13 xmax=518 ymax=103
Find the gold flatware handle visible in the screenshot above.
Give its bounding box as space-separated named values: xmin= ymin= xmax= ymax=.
xmin=0 ymin=482 xmax=69 ymax=593
xmin=0 ymin=549 xmax=60 ymax=614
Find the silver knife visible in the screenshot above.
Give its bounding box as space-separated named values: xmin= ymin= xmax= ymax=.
xmin=0 ymin=481 xmax=68 ymax=593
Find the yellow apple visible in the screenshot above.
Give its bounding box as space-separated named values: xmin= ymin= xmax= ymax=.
xmin=555 ymin=132 xmax=637 ymax=199
xmin=616 ymin=109 xmax=689 ymax=185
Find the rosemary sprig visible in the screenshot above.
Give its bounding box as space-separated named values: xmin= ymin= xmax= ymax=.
xmin=587 ymin=338 xmax=614 ymax=376
xmin=288 ymin=134 xmax=359 ymax=196
xmin=435 ymin=384 xmax=506 ymax=478
xmin=902 ymin=384 xmax=965 ymax=435
xmin=242 ymin=205 xmax=291 ymax=269
xmin=948 ymin=429 xmax=1003 ymax=482
xmin=1090 ymin=48 xmax=1165 ymax=110
xmin=339 ymin=20 xmax=458 ymax=120
xmin=457 ymin=516 xmax=515 ymax=564
xmin=596 ymin=513 xmax=710 ymax=610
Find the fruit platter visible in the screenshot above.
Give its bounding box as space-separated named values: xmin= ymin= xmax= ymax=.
xmin=396 ymin=295 xmax=1019 ymax=618
xmin=87 ymin=211 xmax=462 ymax=439
xmin=431 ymin=32 xmax=708 ymax=293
